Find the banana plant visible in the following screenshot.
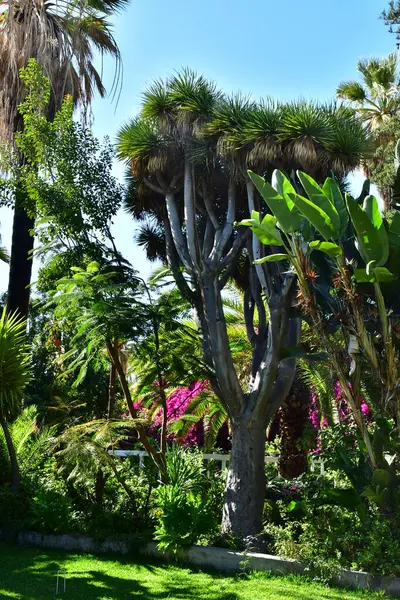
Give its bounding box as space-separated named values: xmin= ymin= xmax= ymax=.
xmin=239 ymin=168 xmax=400 ymax=468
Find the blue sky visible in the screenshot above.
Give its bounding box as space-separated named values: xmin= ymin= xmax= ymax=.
xmin=0 ymin=0 xmax=396 ymax=289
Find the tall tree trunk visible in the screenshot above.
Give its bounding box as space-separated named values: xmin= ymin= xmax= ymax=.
xmin=107 ymin=339 xmax=118 ymax=419
xmin=95 ymin=469 xmax=106 ymax=506
xmin=221 ymin=417 xmax=266 ymax=543
xmin=0 ymin=415 xmax=20 ymax=494
xmin=7 ymin=190 xmax=34 ymax=318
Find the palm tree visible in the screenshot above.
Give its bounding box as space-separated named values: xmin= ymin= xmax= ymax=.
xmin=337 ymin=54 xmax=400 ymax=208
xmin=0 ymin=0 xmax=127 ymax=318
xmin=0 ymin=308 xmax=31 ymax=493
xmin=336 ymin=54 xmax=400 ymax=130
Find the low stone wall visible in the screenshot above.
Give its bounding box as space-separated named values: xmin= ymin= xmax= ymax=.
xmin=2 ymin=530 xmax=400 ymax=597
xmin=16 ymin=531 xmax=132 ymax=555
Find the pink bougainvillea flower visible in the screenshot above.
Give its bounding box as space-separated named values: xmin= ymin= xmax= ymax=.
xmin=361 ymin=401 xmax=371 ymax=416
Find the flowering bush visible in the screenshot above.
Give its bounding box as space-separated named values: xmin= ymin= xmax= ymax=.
xmin=154 ymin=381 xmax=207 ymax=446
xmin=310 ymin=381 xmax=371 ymax=431
xmin=129 ymin=381 xmax=230 ymax=449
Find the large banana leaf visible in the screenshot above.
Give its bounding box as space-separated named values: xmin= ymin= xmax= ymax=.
xmin=346 ymin=195 xmax=385 ymax=266
xmin=289 ymin=193 xmax=334 ymax=241
xmin=309 ymin=240 xmax=342 ymax=258
xmin=323 ymin=177 xmax=348 ymax=238
xmin=298 ymin=171 xmax=340 ymax=233
xmin=237 ymin=211 xmax=284 ymax=246
xmin=354 ymin=267 xmax=394 ymax=283
xmin=363 ymin=195 xmax=389 ymax=265
xmin=271 ymin=170 xmax=303 ymax=231
xmin=248 ymin=170 xmax=296 ymax=233
xmin=254 ymin=253 xmax=288 ymax=263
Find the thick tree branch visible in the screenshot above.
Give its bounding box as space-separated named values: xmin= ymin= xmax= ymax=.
xmin=218 ymin=229 xmax=250 ymax=289
xmin=203 ymin=217 xmax=215 ymax=259
xmin=265 ymin=317 xmax=301 ymax=421
xmin=164 ymin=217 xmax=195 ymax=304
xmin=203 ymin=188 xmax=220 ymax=234
xmin=248 ymin=274 xmax=296 ymax=417
xmin=244 ymin=287 xmax=257 ymax=347
xmin=210 ymin=178 xmax=236 ymax=265
xmin=144 ymin=175 xmax=164 ymax=195
xmin=184 ymin=160 xmax=200 ymax=270
xmin=165 ymin=192 xmax=193 ymax=271
xmin=246 ymin=180 xmax=271 ymax=296
xmin=200 ymin=275 xmax=243 ymax=415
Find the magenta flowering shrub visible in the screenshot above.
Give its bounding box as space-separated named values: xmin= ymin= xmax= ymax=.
xmin=127 ymin=381 xmax=230 ymax=449
xmin=308 ymin=381 xmax=372 ymax=456
xmin=309 ymin=392 xmax=321 ymax=429
xmin=309 ymin=381 xmax=371 ymax=432
xmin=154 ymin=381 xmax=207 ymax=446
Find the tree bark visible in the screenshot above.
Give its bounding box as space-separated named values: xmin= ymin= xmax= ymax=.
xmin=95 ymin=469 xmax=106 ymax=506
xmin=222 ymin=417 xmax=266 ymax=543
xmin=107 ymin=343 xmax=117 ymax=419
xmin=7 ymin=190 xmax=34 ymax=318
xmin=0 ymin=415 xmax=20 ymax=494
xmin=106 ymin=340 xmax=164 ymax=471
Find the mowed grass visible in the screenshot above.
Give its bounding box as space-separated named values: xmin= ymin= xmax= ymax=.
xmin=0 ymin=541 xmax=385 ymax=599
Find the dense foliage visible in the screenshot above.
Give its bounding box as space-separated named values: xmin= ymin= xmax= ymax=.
xmin=3 ymin=15 xmax=400 ymax=580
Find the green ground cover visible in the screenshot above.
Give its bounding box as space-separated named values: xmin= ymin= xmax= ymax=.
xmin=0 ymin=542 xmax=386 ymax=599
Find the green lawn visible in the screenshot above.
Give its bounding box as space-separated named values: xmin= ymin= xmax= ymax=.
xmin=0 ymin=541 xmax=384 ymax=599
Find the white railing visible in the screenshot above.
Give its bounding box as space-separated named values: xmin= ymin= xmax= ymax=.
xmin=110 ymin=449 xmax=325 ymax=475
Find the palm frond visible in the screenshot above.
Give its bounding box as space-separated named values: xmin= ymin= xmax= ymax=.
xmin=117 ymin=118 xmax=172 ymax=175
xmin=299 ymin=360 xmax=336 ymax=425
xmin=205 ymin=94 xmax=255 ymax=144
xmin=172 ymin=387 xmax=227 ymax=451
xmin=0 ymin=406 xmax=56 ymax=475
xmin=141 ymin=79 xmax=175 ymax=125
xmin=0 ymin=0 xmax=125 ymax=139
xmin=135 ymin=221 xmax=167 ymax=264
xmin=327 ymin=113 xmax=375 ymax=174
xmin=0 ymin=246 xmax=9 ymax=263
xmin=279 ymin=101 xmax=333 ymax=146
xmin=358 ymin=54 xmax=398 ymax=92
xmin=242 ymin=99 xmax=283 ymax=168
xmin=336 ymin=81 xmax=367 ymax=103
xmin=0 ymin=308 xmax=31 ymax=419
xmin=168 ymin=68 xmax=221 ymax=121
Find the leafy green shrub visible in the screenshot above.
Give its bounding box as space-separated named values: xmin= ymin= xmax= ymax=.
xmin=164 ymin=445 xmax=205 ymax=490
xmin=354 ymin=517 xmax=400 ymax=576
xmin=154 ymin=483 xmax=215 ymax=553
xmin=265 ymin=500 xmax=400 ymax=579
xmin=30 ymin=488 xmax=76 ymax=534
xmin=0 ymin=486 xmax=29 ymax=529
xmin=154 ymin=446 xmax=222 ymax=553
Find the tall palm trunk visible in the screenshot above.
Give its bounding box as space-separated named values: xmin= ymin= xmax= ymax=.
xmin=0 ymin=414 xmax=20 ymax=494
xmin=7 ymin=188 xmax=34 ymax=318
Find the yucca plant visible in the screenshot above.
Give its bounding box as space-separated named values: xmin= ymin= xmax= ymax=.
xmin=0 ymin=308 xmax=31 ymax=492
